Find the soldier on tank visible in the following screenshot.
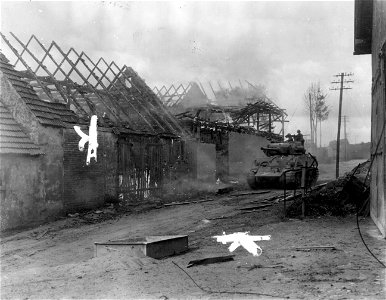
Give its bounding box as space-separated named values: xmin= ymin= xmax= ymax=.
xmin=294 ymin=130 xmax=305 ymax=146
xmin=285 ymin=133 xmax=294 ymax=142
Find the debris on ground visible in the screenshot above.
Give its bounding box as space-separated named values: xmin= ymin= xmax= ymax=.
xmin=240 ymin=204 xmax=273 ymax=211
xmin=1 ymin=176 xmax=384 ymax=299
xmin=273 ymin=194 xmax=302 ymax=203
xmin=287 ymin=160 xmax=370 ymax=217
xmin=164 ymin=202 xmax=191 ymax=207
xmin=230 ymin=190 xmax=271 ymax=197
xmin=295 ymin=246 xmax=338 ymax=251
xmin=163 ymin=198 xmax=215 ymax=207
xmin=187 ymin=255 xmax=235 ymax=268
xmin=216 ymin=186 xmax=234 ymax=194
xmin=36 ymin=230 xmax=49 ymax=240
xmin=238 ymin=264 xmax=284 ymax=271
xmin=207 ymin=215 xmax=234 ymax=220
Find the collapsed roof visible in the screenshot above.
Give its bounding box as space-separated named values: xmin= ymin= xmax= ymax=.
xmin=0 ymin=52 xmax=78 ymax=127
xmin=154 ymin=81 xmax=287 ymax=137
xmin=0 ymin=33 xmax=187 ymax=137
xmin=153 ymin=82 xmax=209 ymax=108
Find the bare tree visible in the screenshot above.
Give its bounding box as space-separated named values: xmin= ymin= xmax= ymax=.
xmin=304 ymin=82 xmax=329 ymax=148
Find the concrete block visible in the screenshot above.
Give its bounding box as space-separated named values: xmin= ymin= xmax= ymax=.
xmin=94 ymin=235 xmax=188 ymax=259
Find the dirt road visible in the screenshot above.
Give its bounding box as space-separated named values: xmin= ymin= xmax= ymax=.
xmin=1 ymin=189 xmax=385 ymax=299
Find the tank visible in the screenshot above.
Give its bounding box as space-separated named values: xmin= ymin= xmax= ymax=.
xmin=247 ymin=141 xmax=319 ymax=190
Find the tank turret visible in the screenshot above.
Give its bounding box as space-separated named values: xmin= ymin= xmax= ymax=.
xmin=247 ymin=140 xmax=318 ymax=190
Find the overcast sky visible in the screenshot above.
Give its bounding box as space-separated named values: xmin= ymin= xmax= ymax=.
xmin=1 ymin=1 xmax=372 ymax=145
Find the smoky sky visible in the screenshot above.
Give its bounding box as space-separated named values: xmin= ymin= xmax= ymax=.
xmin=1 ymin=1 xmax=372 ymax=145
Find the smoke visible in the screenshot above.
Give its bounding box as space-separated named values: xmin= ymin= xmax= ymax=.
xmin=1 ymin=1 xmax=372 ymax=143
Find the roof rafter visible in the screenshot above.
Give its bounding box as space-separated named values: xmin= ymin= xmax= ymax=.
xmin=1 ymin=32 xmax=187 ymax=136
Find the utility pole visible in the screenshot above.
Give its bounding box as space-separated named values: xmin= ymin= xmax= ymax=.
xmin=281 ymin=114 xmax=289 ymax=140
xmin=342 ymin=115 xmax=348 ymax=161
xmin=330 ymin=73 xmax=353 ymax=178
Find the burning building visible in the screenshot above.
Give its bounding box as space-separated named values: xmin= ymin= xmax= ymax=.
xmin=154 ymin=81 xmax=287 ymax=180
xmin=0 ymin=33 xmax=200 ymax=230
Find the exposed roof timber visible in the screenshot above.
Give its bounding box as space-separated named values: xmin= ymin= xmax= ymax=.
xmin=173 ymin=83 xmax=191 ymax=106
xmin=52 ymin=47 xmax=74 ymax=77
xmin=164 ymin=86 xmax=185 ymax=104
xmin=155 ymin=82 xmax=196 ymax=107
xmin=155 ymin=81 xmax=285 ymax=115
xmin=208 ymin=81 xmax=217 ymax=99
xmin=175 ymin=98 xmax=286 ymax=132
xmin=244 ymin=80 xmax=282 ymax=109
xmin=85 ymin=57 xmax=107 ymax=87
xmin=110 ymin=63 xmax=178 ymax=133
xmin=47 ymin=40 xmax=123 ymax=122
xmin=152 ymin=86 xmax=162 ymax=98
xmin=198 ymin=81 xmax=207 ymax=97
xmin=77 ymin=51 xmax=159 ymax=131
xmin=33 ymin=37 xmax=57 ymax=74
xmin=10 ymin=36 xmax=85 ymax=112
xmin=158 ymin=85 xmax=168 ymax=95
xmin=1 ymin=34 xmax=54 ymax=102
xmin=1 ymin=32 xmax=186 ymax=136
xmin=67 ymin=50 xmax=140 ymax=124
xmin=13 ymin=34 xmax=34 ymax=67
xmin=114 ymin=67 xmax=171 ymax=133
xmin=122 ymin=66 xmax=188 ymax=135
xmin=176 ymin=115 xmax=282 ymax=140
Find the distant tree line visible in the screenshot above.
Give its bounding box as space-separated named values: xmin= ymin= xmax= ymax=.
xmin=304 ymin=82 xmax=330 ymax=148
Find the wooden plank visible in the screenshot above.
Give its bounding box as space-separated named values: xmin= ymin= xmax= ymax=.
xmin=240 ymin=204 xmax=273 ymax=211
xmin=187 ymin=255 xmax=235 ymax=268
xmin=230 ymin=190 xmax=271 ymax=197
xmin=295 ymin=246 xmax=338 ymax=251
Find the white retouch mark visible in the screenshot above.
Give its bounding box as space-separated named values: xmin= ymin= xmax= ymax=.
xmin=213 ymin=232 xmax=271 ymax=256
xmin=73 ymin=115 xmax=98 ymax=165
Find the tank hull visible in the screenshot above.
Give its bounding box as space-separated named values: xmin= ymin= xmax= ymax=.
xmin=247 ymin=153 xmax=318 ymax=190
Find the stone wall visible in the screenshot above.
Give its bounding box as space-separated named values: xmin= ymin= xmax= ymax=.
xmin=0 ymin=126 xmax=64 ymax=231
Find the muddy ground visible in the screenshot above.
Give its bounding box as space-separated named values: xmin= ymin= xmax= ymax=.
xmin=1 ymin=159 xmax=385 ymax=299
xmin=1 ymin=193 xmax=385 ymax=299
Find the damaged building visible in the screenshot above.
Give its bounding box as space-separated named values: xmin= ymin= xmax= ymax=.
xmin=0 ymin=33 xmax=203 ymax=231
xmin=154 ymin=81 xmax=287 ymax=180
xmin=354 ymin=0 xmax=386 ymax=237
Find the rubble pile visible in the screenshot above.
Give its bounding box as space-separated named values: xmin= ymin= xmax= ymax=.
xmin=287 ymin=160 xmax=370 ymax=217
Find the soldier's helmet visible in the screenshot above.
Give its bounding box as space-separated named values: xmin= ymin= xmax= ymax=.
xmin=297 ymin=130 xmax=301 ymax=133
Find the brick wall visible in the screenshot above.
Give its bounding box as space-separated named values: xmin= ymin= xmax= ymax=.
xmin=63 ymin=126 xmax=118 ymax=212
